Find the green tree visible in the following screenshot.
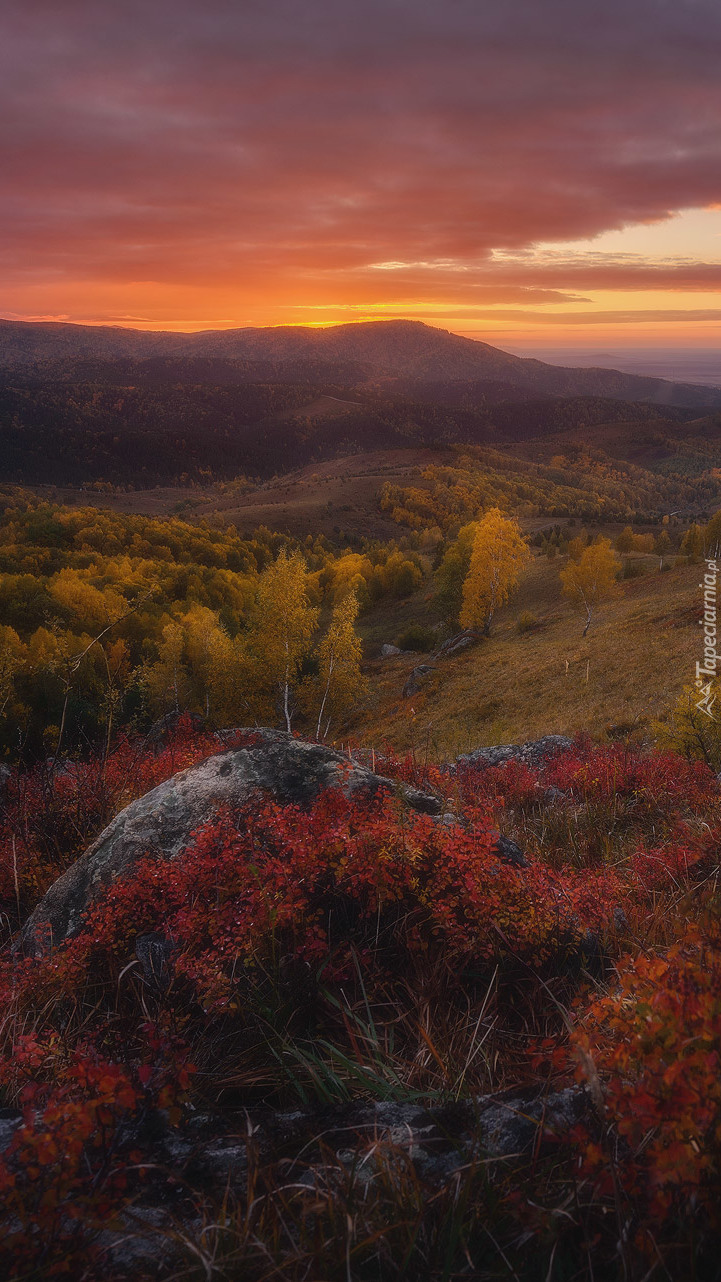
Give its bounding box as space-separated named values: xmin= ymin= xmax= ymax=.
xmin=433 ymin=522 xmax=479 ymax=626
xmin=655 ymin=530 xmax=672 ymax=569
xmin=682 ymin=523 xmax=705 ymax=563
xmin=615 ymin=526 xmax=635 ymax=554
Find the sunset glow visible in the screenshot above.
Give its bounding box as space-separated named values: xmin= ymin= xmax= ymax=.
xmin=2 ymin=1 xmax=721 ymax=346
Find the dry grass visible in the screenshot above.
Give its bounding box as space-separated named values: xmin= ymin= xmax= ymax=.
xmin=353 ymin=555 xmax=702 ymax=759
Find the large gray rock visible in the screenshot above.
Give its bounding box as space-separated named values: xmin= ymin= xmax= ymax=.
xmin=21 ymin=730 xmax=443 ymax=955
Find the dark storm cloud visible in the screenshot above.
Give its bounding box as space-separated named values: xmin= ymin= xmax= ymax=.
xmin=1 ymin=0 xmax=720 ymax=296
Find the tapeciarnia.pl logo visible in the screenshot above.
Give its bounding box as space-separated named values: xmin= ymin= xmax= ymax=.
xmin=695 ymin=558 xmax=718 ymax=718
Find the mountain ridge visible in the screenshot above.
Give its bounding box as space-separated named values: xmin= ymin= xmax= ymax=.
xmin=1 ymin=317 xmax=720 ymax=409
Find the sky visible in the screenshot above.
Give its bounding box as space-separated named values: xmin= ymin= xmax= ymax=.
xmin=1 ymin=0 xmax=721 ymax=348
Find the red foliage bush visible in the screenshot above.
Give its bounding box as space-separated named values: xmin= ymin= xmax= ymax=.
xmin=544 ymin=741 xmax=716 ymax=810
xmin=571 ymin=917 xmax=721 ymax=1239
xmin=0 ymin=1025 xmax=194 ymax=1275
xmin=14 ymin=792 xmax=621 ymax=1015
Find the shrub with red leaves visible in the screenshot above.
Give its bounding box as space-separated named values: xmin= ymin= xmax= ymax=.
xmin=0 ymin=727 xmax=719 ymax=1278
xmin=571 ymin=917 xmax=721 ymax=1250
xmin=11 ymin=791 xmax=621 ymax=1017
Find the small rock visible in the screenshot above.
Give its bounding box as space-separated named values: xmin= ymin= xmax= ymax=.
xmin=490 ymin=832 xmax=528 ymax=869
xmin=380 ymin=643 xmax=401 ymax=658
xmin=543 ymin=785 xmax=567 ymax=805
xmin=613 ymin=906 xmax=629 ymax=933
xmin=135 ymin=933 xmax=174 ymax=991
xmin=436 ymin=811 xmax=462 ymax=828
xmin=0 ymin=1113 xmax=21 ymax=1150
xmin=403 ymin=664 xmax=436 ymax=698
xmin=432 ymin=629 xmax=483 ymax=660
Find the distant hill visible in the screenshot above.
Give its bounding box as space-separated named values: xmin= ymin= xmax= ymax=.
xmin=1 ymin=318 xmax=720 ymax=410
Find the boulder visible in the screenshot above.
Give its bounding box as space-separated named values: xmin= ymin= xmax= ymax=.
xmin=380 ymin=643 xmax=401 ymax=658
xmin=21 ymin=730 xmax=443 ymax=954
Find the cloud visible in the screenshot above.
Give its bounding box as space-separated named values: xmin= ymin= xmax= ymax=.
xmin=0 ymin=0 xmax=720 ymax=319
xmin=455 ymin=309 xmax=721 ymax=324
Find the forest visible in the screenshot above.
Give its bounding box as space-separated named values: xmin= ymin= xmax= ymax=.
xmin=0 ymin=370 xmax=707 ymax=486
xmin=0 ymin=494 xmax=430 ymax=757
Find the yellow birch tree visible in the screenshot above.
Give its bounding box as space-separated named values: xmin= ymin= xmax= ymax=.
xmin=315 ymin=590 xmax=366 ymax=740
xmin=459 ymin=509 xmax=531 ymax=635
xmin=246 ymin=549 xmax=319 ymax=731
xmin=560 ymin=537 xmax=620 ymax=636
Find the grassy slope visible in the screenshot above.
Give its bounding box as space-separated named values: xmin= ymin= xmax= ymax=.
xmin=32 ymin=448 xmax=443 ymax=540
xmin=353 ymin=553 xmax=700 ymax=759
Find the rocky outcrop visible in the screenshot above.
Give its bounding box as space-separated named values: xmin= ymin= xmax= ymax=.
xmin=18 ymin=1084 xmax=585 ymax=1274
xmin=454 ymin=734 xmax=573 ymax=771
xmin=147 ymin=1084 xmax=587 ymax=1194
xmin=20 ymin=730 xmax=443 ymax=954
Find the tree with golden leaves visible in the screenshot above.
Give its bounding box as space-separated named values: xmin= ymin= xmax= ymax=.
xmin=560 ymin=537 xmax=620 ymax=636
xmin=655 ymin=680 xmax=721 ymax=772
xmin=459 ymin=509 xmax=531 ymax=635
xmin=0 ymin=626 xmax=26 ymax=722
xmin=247 ymin=549 xmax=319 ymax=731
xmin=315 ymin=589 xmax=366 ymax=740
xmin=681 ymin=523 xmax=705 ymax=563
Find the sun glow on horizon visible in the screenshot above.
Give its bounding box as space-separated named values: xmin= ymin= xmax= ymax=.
xmin=2 ymin=210 xmax=721 ymax=346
